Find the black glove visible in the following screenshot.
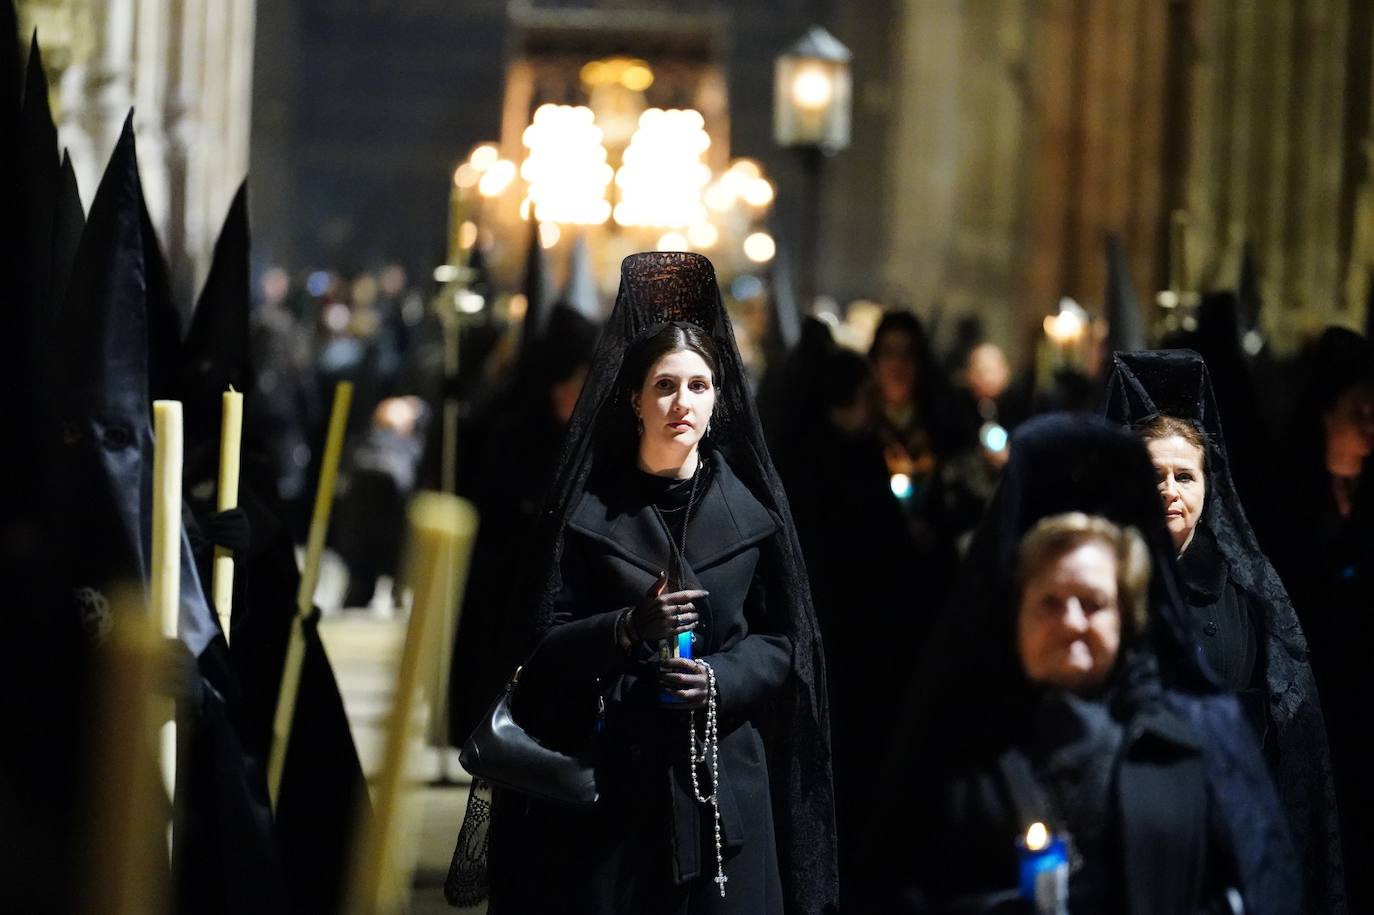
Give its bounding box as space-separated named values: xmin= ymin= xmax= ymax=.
xmin=203 ymin=507 xmax=252 ymax=552
xmin=154 ymin=637 xmax=206 ymax=711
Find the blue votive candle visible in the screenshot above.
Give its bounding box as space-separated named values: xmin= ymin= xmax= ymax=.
xmin=659 ymin=631 xmax=695 ymax=703
xmin=1016 ymin=822 xmax=1068 ymax=915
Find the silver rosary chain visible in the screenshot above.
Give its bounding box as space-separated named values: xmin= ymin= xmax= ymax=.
xmin=686 ymin=659 xmax=727 ymax=897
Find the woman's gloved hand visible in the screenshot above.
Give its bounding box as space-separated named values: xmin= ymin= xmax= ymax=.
xmin=629 ymin=571 xmax=705 ymax=643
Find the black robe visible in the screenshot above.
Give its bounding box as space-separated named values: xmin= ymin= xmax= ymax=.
xmin=488 ymin=450 xmax=792 ymax=914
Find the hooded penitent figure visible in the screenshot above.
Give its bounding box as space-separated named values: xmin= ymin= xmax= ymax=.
xmin=177 ymin=183 xmax=371 ymax=915
xmin=481 ymin=252 xmax=836 ymax=914
xmin=862 ymin=414 xmax=1299 ymax=914
xmin=52 ymin=114 xmax=292 ymax=914
xmin=1103 ymin=349 xmax=1344 ymax=912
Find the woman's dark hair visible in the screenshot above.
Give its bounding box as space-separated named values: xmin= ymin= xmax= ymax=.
xmin=620 ymin=320 xmax=721 ymax=400
xmin=868 ymin=310 xmax=930 ymax=371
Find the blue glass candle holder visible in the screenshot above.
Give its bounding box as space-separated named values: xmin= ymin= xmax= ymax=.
xmin=1016 ymin=823 xmax=1068 ymax=915
xmin=659 ymin=631 xmax=694 ymax=703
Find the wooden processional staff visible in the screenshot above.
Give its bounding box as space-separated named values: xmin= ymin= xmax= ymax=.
xmin=267 ymin=381 xmax=353 ymax=808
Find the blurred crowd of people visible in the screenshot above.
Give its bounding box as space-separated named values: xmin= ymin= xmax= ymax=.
xmin=245 ymin=241 xmax=1373 ymax=910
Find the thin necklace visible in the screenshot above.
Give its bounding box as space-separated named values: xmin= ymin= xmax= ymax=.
xmin=653 ymin=458 xmax=701 ymax=587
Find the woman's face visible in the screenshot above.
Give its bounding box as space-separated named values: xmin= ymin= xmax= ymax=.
xmin=1146 ymin=435 xmax=1207 ymax=553
xmin=634 ymin=348 xmax=717 ymax=455
xmin=872 ymin=329 xmax=916 ymax=408
xmin=1017 ymin=540 xmax=1123 ymax=693
xmin=1324 ymin=382 xmax=1374 ymax=468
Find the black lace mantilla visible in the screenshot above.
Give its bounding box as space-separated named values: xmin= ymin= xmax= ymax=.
xmin=1103 ymin=349 xmax=1346 ymax=914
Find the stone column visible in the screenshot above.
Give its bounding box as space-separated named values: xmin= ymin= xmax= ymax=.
xmin=35 ymin=0 xmax=255 ymax=312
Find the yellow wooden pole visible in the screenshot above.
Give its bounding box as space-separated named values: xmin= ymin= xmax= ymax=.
xmin=213 ymin=387 xmax=244 ymax=644
xmin=267 ymin=381 xmax=353 ymax=809
xmin=346 ymin=491 xmax=477 ymax=915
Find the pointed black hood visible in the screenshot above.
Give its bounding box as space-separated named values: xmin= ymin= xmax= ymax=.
xmin=1105 ymin=233 xmax=1147 ymax=353
xmin=58 ymin=114 xmax=217 ymax=656
xmin=518 ymin=219 xmax=553 ymax=367
xmin=1237 ymin=243 xmax=1263 ymax=344
xmin=141 ymin=187 xmax=184 ymax=403
xmin=765 ymin=220 xmax=802 ymax=362
xmin=561 ymin=234 xmax=602 ymax=320
xmin=182 ymin=182 xmax=252 ymax=447
xmin=50 ymin=150 xmax=84 ymax=314
xmin=19 ymin=33 xmax=59 ymax=313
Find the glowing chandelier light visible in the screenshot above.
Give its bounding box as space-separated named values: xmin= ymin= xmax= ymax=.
xmin=614 ymin=108 xmax=712 ymax=228
xmin=520 ymin=104 xmax=614 ymax=225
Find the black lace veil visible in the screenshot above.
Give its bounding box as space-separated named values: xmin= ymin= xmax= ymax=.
xmin=511 ymin=251 xmax=837 ymax=913
xmin=1102 ymin=349 xmax=1344 ymax=913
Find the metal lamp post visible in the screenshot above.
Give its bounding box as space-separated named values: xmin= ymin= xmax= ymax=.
xmin=774 ymin=26 xmax=851 ymax=308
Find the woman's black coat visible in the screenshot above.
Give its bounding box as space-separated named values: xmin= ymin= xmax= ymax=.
xmin=870 ymin=687 xmax=1238 ymax=914
xmin=488 ymin=450 xmax=793 ymax=914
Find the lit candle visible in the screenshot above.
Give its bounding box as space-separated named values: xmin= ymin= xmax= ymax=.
xmin=1016 ymin=821 xmax=1069 ymax=915
xmin=213 ymin=387 xmax=243 ymax=644
xmin=151 ymin=400 xmax=183 ymax=841
xmin=268 ymin=381 xmax=353 ymax=808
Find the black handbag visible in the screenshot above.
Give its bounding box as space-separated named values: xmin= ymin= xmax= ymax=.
xmin=459 ymin=666 xmax=600 ymax=807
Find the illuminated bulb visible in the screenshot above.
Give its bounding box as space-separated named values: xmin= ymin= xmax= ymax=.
xmin=469 ymin=144 xmax=499 ymax=172
xmin=705 ymin=183 xmax=735 ymax=213
xmin=744 ymin=178 xmax=775 ymax=207
xmin=614 ymin=108 xmax=713 ymax=228
xmin=890 ymin=473 xmax=913 ymax=499
xmin=520 ymin=105 xmax=613 ymax=224
xmin=792 ymin=65 xmax=834 ymax=110
xmin=433 ymin=264 xmax=460 ymax=283
xmin=454 ymin=164 xmax=478 ymax=189
xmin=1044 ymin=310 xmax=1085 ymax=343
xmin=455 ymin=290 xmax=485 ymax=314
xmin=508 ymin=293 xmax=528 ymax=320
xmin=621 ymin=63 xmax=654 ymax=91
xmin=1025 ymin=822 xmax=1049 ymax=852
xmin=579 ymin=60 xmax=606 ymax=85
xmin=458 ymin=221 xmax=478 ymax=250
xmin=730 ymin=159 xmax=762 ymax=180
xmin=687 ymin=223 xmax=719 ymax=248
xmin=539 ymin=222 xmax=561 ymax=248
xmin=657 ymin=232 xmax=689 ymax=251
xmin=744 ymin=231 xmax=776 ymax=263
xmin=478 ymin=159 xmax=516 ymax=197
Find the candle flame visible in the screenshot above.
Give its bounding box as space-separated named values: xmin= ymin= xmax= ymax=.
xmin=1025 ymin=821 xmax=1049 ymax=851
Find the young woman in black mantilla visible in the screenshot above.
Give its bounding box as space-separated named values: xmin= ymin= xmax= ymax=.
xmin=477 ymin=252 xmax=837 ymax=915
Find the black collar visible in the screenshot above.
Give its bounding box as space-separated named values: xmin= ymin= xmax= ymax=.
xmin=567 ymin=449 xmax=778 ymax=576
xmin=1176 ymin=521 xmax=1228 ymax=605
